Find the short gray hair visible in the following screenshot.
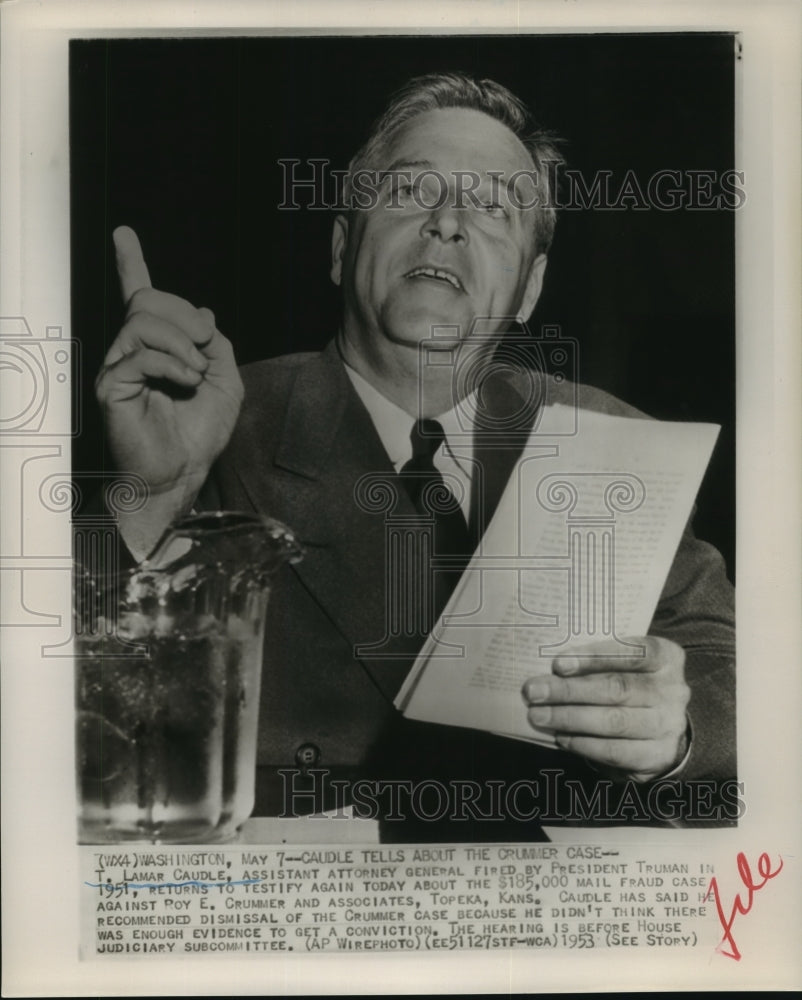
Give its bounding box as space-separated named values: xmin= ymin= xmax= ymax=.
xmin=346 ymin=71 xmax=564 ymax=255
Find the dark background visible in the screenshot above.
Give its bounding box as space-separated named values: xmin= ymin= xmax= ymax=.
xmin=70 ymin=33 xmax=736 ymax=579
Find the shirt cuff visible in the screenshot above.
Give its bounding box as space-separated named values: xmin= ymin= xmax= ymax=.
xmin=651 ymin=714 xmax=694 ymax=781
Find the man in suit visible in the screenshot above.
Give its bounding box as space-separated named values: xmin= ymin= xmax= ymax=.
xmin=96 ymin=73 xmax=736 ymax=837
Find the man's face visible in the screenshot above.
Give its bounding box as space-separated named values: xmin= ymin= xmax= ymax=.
xmin=332 ymin=107 xmax=547 ymax=361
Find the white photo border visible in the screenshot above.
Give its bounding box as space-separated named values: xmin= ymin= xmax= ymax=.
xmin=1 ymin=0 xmax=800 ymax=995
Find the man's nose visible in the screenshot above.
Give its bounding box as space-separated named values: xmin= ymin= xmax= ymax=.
xmin=419 ymin=201 xmax=468 ymax=244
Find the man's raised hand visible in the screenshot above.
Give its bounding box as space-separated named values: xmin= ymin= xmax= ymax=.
xmin=95 ymin=227 xmax=244 ymax=555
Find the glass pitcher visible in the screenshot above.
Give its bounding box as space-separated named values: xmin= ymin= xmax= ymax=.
xmin=75 ymin=512 xmax=301 ymax=844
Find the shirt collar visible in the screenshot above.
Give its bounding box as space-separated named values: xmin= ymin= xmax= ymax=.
xmin=343 ymin=362 xmax=476 ymax=471
xmin=344 ymin=364 xmax=414 ymax=468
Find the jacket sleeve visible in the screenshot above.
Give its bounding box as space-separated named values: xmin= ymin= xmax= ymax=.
xmin=649 ymin=523 xmax=736 ymax=782
xmin=565 ymin=381 xmax=737 ymax=785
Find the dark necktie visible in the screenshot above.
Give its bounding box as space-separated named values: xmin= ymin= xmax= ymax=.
xmin=398 ymin=419 xmax=472 ymax=629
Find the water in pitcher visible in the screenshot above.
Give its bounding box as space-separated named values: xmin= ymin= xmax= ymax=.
xmin=75 ymin=512 xmax=301 ymax=844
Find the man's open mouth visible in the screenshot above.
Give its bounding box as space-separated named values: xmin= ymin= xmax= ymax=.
xmin=404 ymin=266 xmax=464 ymax=291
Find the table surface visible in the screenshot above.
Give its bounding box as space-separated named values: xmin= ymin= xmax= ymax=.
xmin=238 ymin=815 xmax=738 ymax=845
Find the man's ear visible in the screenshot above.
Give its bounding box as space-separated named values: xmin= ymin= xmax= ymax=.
xmin=519 ymin=253 xmax=548 ymax=322
xmin=330 ymin=214 xmax=349 ymax=286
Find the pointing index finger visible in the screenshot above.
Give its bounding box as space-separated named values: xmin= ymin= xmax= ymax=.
xmin=113 ymin=225 xmax=152 ymax=303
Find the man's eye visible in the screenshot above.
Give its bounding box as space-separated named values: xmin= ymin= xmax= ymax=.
xmin=479 ymin=202 xmax=507 ymax=218
xmin=389 ymin=179 xmax=420 ymax=204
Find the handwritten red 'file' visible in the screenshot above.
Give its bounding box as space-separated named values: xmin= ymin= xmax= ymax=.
xmin=705 ymin=851 xmax=784 ymax=961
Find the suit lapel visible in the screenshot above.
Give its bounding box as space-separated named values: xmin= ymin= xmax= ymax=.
xmin=469 ymin=370 xmax=544 ymax=544
xmin=232 ymin=342 xmax=424 ymax=701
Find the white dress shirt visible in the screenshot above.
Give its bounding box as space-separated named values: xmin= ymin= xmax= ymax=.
xmin=344 ymin=363 xmax=477 ymax=523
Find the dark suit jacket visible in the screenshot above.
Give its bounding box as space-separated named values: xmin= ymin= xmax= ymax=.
xmin=202 ymin=340 xmax=737 ymax=837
